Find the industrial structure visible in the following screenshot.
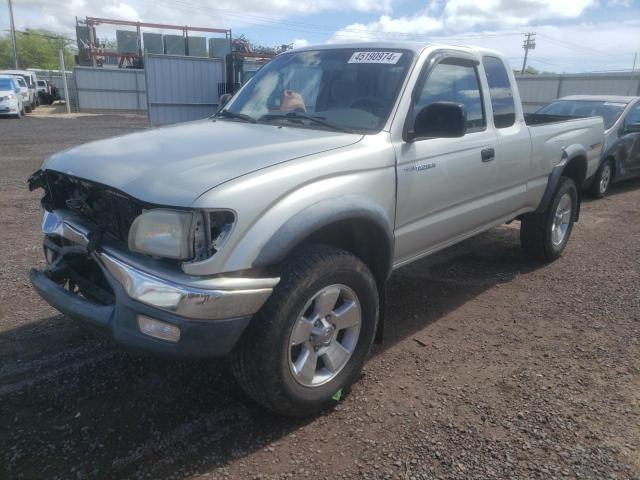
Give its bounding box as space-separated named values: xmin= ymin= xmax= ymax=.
xmin=75 ymin=16 xmax=232 ymax=68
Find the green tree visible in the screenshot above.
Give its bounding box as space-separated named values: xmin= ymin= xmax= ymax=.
xmin=0 ymin=29 xmax=76 ymax=70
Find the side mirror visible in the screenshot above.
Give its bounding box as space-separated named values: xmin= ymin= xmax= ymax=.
xmin=409 ymin=102 xmax=467 ymax=141
xmin=218 ymin=93 xmax=232 ymax=110
xmin=624 ymin=122 xmax=640 ymax=134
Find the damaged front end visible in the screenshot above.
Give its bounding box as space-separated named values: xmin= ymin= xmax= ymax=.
xmin=28 ymin=169 xmax=279 ymax=358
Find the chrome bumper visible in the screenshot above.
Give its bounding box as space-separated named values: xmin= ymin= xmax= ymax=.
xmin=41 ymin=210 xmax=279 ymax=320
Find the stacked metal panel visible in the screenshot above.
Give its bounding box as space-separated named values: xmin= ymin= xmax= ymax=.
xmin=164 ymin=35 xmax=185 ymax=55
xmin=143 ymin=33 xmax=164 ymax=54
xmin=187 ymin=36 xmax=207 ymax=57
xmin=75 ymin=26 xmax=91 ymax=66
xmin=209 ymin=38 xmax=231 ymax=59
xmin=116 ymin=30 xmax=139 ymax=53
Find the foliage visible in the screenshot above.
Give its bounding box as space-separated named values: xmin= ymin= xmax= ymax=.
xmin=0 ymin=29 xmax=76 ymax=70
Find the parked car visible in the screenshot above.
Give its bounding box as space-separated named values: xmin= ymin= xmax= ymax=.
xmin=0 ymin=69 xmax=38 ymax=111
xmin=28 ymin=43 xmax=604 ymax=416
xmin=0 ymin=75 xmax=25 ymax=118
xmin=14 ymin=76 xmax=31 ymax=112
xmin=536 ymin=95 xmax=640 ymax=197
xmin=36 ymin=79 xmax=49 ymax=104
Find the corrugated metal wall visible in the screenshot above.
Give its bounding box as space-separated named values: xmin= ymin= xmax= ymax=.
xmin=75 ymin=67 xmax=146 ymax=112
xmin=516 ymin=72 xmax=640 ymax=112
xmin=145 ymin=54 xmax=223 ymax=126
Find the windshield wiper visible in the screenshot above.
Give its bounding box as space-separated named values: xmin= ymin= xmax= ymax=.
xmin=259 ymin=112 xmax=354 ymax=133
xmin=215 ymin=109 xmax=256 ymax=123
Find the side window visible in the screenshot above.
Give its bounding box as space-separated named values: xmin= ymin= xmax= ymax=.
xmin=482 ymin=56 xmax=516 ymax=128
xmin=626 ymin=103 xmax=640 ymax=126
xmin=414 ymin=60 xmax=485 ymax=132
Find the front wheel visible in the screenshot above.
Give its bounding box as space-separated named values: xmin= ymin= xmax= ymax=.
xmin=520 ymin=177 xmax=577 ymax=261
xmin=589 ymin=159 xmax=613 ymax=198
xmin=231 ymin=244 xmax=379 ymax=417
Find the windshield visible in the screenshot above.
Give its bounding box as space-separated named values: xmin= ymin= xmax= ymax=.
xmin=16 ymin=78 xmax=26 ymax=88
xmin=0 ymin=79 xmax=15 ymax=91
xmin=37 ymin=80 xmax=46 ymax=86
xmin=537 ymin=100 xmax=628 ymax=129
xmin=223 ymin=48 xmax=413 ymax=133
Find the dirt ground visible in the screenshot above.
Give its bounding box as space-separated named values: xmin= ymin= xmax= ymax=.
xmin=1 ymin=106 xmax=639 ymax=480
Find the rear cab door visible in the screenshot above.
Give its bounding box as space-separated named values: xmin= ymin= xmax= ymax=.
xmin=481 ymin=55 xmax=532 ymax=214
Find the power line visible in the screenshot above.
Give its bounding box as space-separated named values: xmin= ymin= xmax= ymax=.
xmin=536 ymin=32 xmax=609 ymax=56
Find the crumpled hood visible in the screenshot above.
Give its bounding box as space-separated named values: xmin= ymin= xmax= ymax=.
xmin=43 ymin=119 xmax=363 ymax=206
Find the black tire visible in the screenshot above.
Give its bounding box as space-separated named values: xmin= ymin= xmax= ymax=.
xmin=589 ymin=159 xmax=613 ymax=199
xmin=231 ymin=244 xmax=379 ymax=417
xmin=25 ymin=104 xmax=32 ymax=113
xmin=520 ymin=177 xmax=577 ymax=261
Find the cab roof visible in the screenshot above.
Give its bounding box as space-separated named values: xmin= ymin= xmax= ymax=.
xmin=559 ymin=95 xmax=638 ymax=104
xmin=291 ymin=41 xmax=503 ymax=59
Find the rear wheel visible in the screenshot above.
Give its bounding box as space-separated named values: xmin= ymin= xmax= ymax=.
xmin=520 ymin=177 xmax=577 ymax=261
xmin=231 ymin=244 xmax=379 ymax=417
xmin=589 ymin=159 xmax=613 ymax=198
xmin=25 ymin=103 xmax=32 ymax=113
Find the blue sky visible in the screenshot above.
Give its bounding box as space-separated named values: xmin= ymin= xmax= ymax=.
xmin=3 ymin=0 xmax=640 ymax=72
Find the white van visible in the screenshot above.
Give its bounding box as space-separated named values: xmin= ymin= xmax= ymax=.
xmin=0 ymin=70 xmax=38 ymax=111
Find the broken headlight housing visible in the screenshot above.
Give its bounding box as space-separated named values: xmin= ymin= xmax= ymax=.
xmin=128 ymin=209 xmax=235 ymax=261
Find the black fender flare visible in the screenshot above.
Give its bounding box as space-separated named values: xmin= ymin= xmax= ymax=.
xmin=253 ymin=195 xmax=395 ymax=277
xmin=535 ymin=147 xmax=587 ymax=221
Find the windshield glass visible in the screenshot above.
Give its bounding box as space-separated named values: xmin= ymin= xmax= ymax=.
xmin=224 ymin=48 xmax=413 ymax=132
xmin=537 ymin=100 xmax=628 ymax=129
xmin=37 ymin=80 xmax=46 ymax=86
xmin=16 ymin=78 xmax=26 ymax=87
xmin=0 ymin=79 xmax=14 ymax=91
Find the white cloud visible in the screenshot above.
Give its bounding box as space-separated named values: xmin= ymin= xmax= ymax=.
xmin=11 ymin=0 xmax=392 ymax=36
xmin=443 ymin=0 xmax=597 ymax=29
xmin=331 ymin=13 xmax=443 ymax=42
xmin=292 ymin=38 xmax=309 ymax=49
xmin=103 ymin=2 xmax=140 ymax=20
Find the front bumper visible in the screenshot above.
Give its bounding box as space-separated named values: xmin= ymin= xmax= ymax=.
xmin=0 ymin=100 xmax=19 ymax=114
xmin=30 ymin=210 xmax=279 ymax=358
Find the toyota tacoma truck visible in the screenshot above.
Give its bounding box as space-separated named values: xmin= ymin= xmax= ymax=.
xmin=28 ymin=43 xmax=604 ymax=416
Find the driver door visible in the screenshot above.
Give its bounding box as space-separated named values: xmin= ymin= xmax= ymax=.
xmin=394 ymin=55 xmax=498 ymax=265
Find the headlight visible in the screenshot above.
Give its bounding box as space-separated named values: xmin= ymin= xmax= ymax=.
xmin=128 ymin=209 xmax=195 ymax=260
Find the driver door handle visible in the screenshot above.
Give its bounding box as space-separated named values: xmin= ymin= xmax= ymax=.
xmin=481 ymin=148 xmax=495 ymax=162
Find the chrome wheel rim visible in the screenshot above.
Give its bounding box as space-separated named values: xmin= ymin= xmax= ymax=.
xmin=600 ymin=163 xmax=611 ymax=194
xmin=551 ymin=193 xmax=572 ymax=247
xmin=288 ymin=284 xmax=361 ymax=387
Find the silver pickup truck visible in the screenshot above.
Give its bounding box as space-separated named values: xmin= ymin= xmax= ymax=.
xmin=28 ymin=43 xmax=604 ymax=416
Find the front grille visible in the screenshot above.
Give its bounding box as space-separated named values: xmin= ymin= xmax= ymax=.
xmin=41 ymin=171 xmax=145 ymax=244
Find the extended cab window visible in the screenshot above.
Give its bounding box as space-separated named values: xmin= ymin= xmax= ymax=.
xmin=414 ymin=60 xmax=485 ymax=132
xmin=482 ymin=56 xmax=516 ymax=128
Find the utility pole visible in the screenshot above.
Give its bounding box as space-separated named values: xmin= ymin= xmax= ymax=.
xmin=633 ymin=53 xmax=637 ymax=72
xmin=59 ymin=50 xmax=71 ymax=114
xmin=8 ymin=0 xmax=19 ymax=68
xmin=521 ymin=32 xmax=536 ymax=74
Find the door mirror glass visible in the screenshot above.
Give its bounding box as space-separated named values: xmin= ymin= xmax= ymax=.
xmin=411 ymin=102 xmax=467 ymax=140
xmin=218 ymin=93 xmax=232 ymax=110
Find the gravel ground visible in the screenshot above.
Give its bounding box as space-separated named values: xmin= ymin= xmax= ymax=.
xmin=1 ymin=106 xmax=639 ymax=480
